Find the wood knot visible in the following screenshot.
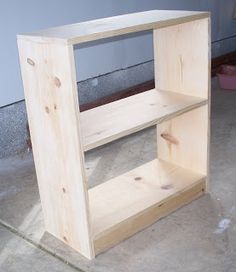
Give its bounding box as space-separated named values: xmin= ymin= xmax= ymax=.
xmin=161 ymin=184 xmax=173 ymax=190
xmin=161 ymin=133 xmax=179 ymax=145
xmin=27 ymin=58 xmax=35 ymax=66
xmin=45 ymin=106 xmax=50 ymax=114
xmin=54 ymin=77 xmax=61 ymax=88
xmin=63 ymin=236 xmax=68 ymax=242
xmin=62 ymin=187 xmax=66 ymax=193
xmin=134 ymin=177 xmax=142 ymax=181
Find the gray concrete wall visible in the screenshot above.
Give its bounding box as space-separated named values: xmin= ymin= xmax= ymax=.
xmin=0 ymin=0 xmax=236 ymax=107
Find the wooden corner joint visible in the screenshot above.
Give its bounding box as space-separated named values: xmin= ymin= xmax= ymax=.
xmin=160 ymin=133 xmax=179 ymax=145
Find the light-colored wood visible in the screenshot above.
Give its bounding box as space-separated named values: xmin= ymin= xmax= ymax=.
xmin=89 ymin=159 xmax=206 ymax=254
xmin=154 ymin=17 xmax=210 ymax=185
xmin=154 ymin=18 xmax=210 ymax=99
xmin=206 ymin=18 xmax=211 ymax=192
xmin=157 ymin=105 xmax=208 ymax=175
xmin=94 ymin=181 xmax=205 ymax=254
xmin=18 ymin=10 xmax=209 ymax=45
xmin=81 ymin=89 xmax=207 ymax=151
xmin=17 ymin=11 xmax=210 ymax=259
xmin=17 ymin=38 xmax=94 ymax=259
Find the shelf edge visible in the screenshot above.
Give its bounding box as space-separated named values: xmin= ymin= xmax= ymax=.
xmin=93 ymin=177 xmax=206 ymax=255
xmin=83 ymin=99 xmax=208 ymax=152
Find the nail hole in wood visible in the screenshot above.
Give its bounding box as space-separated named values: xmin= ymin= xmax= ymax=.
xmin=45 ymin=106 xmax=50 ymax=114
xmin=27 ymin=58 xmax=35 ymax=66
xmin=54 ymin=77 xmax=61 ymax=88
xmin=54 ymin=104 xmax=57 ymax=110
xmin=62 ymin=188 xmax=66 ymax=193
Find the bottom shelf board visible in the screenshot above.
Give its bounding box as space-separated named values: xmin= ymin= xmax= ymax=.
xmin=89 ymin=159 xmax=206 ymax=254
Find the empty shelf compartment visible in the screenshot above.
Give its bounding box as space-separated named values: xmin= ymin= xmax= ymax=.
xmin=89 ymin=159 xmax=206 ymax=253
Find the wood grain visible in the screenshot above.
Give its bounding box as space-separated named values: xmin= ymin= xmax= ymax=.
xmin=154 ymin=18 xmax=209 ymax=99
xmin=157 ymin=105 xmax=209 ymax=175
xmin=81 ymin=89 xmax=207 ymax=151
xmin=17 ymin=38 xmax=94 ymax=259
xmin=89 ymin=159 xmax=206 ymax=254
xmin=18 ymin=10 xmax=209 ymax=45
xmin=17 ymin=11 xmax=210 ymax=259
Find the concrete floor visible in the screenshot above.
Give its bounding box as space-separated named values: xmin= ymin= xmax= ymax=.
xmin=1 ymin=78 xmax=236 ymax=272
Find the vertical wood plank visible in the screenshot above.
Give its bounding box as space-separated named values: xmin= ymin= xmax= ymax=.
xmin=17 ymin=38 xmax=94 ymax=259
xmin=157 ymin=105 xmax=208 ymax=175
xmin=153 ymin=18 xmax=210 ymax=99
xmin=154 ymin=18 xmax=210 ymax=189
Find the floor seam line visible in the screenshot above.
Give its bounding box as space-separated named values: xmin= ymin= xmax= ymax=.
xmin=0 ymin=218 xmax=85 ymax=272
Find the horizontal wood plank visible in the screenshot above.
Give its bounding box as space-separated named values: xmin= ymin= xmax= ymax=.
xmin=18 ymin=10 xmax=209 ymax=45
xmin=81 ymin=89 xmax=207 ymax=151
xmin=89 ymin=159 xmax=206 ymax=254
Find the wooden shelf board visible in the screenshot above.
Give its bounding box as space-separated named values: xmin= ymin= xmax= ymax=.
xmin=17 ymin=10 xmax=209 ymax=45
xmin=89 ymin=159 xmax=206 ymax=254
xmin=81 ymin=89 xmax=207 ymax=151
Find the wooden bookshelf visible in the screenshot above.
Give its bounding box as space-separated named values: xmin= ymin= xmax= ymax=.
xmin=17 ymin=10 xmax=210 ymax=259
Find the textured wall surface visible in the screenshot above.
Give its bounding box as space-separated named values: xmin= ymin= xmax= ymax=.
xmin=0 ymin=101 xmax=28 ymax=158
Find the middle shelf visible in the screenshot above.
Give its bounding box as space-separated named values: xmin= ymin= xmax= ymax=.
xmin=80 ymin=88 xmax=207 ymax=151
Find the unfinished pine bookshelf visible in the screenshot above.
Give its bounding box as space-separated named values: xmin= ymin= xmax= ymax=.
xmin=17 ymin=10 xmax=211 ymax=259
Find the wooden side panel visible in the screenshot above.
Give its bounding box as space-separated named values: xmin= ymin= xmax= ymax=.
xmin=154 ymin=18 xmax=210 ymax=99
xmin=157 ymin=105 xmax=208 ymax=175
xmin=17 ymin=38 xmax=94 ymax=259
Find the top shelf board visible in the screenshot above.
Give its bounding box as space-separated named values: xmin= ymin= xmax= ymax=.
xmin=17 ymin=10 xmax=209 ymax=45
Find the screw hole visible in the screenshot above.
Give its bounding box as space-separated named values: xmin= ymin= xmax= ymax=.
xmin=27 ymin=58 xmax=35 ymax=66
xmin=54 ymin=77 xmax=61 ymax=88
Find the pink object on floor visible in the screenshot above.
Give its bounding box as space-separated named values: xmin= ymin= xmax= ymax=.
xmin=217 ymin=65 xmax=236 ymax=90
